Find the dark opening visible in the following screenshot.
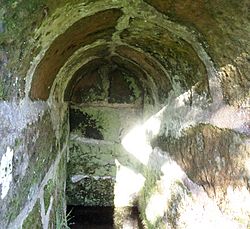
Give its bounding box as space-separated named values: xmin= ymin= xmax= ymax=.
xmin=67 ymin=206 xmax=144 ymax=228
xmin=67 ymin=206 xmax=114 ymax=229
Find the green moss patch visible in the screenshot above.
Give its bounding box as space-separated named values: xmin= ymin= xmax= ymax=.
xmin=22 ymin=200 xmax=42 ymax=229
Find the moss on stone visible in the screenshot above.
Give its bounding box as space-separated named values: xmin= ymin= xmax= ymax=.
xmin=68 ymin=141 xmax=117 ymax=176
xmin=59 ymin=110 xmax=70 ymax=148
xmin=3 ymin=112 xmax=58 ymax=225
xmin=1 ymin=0 xmax=45 ymax=81
xmin=70 ymin=108 xmax=105 ymax=140
xmin=67 ymin=176 xmax=115 ymax=206
xmin=43 ymin=179 xmax=54 ymax=213
xmin=48 ymin=151 xmax=67 ymax=228
xmin=22 ymin=200 xmax=42 ymax=229
xmin=114 ymin=206 xmax=141 ymax=229
xmin=153 ymin=124 xmax=249 ymax=198
xmin=138 ymin=167 xmax=161 ymax=227
xmin=0 ymin=58 xmax=11 ymax=100
xmin=1 ymin=0 xmax=248 ymax=227
xmin=144 ymin=0 xmax=249 ymax=67
xmin=123 ymin=72 xmax=142 ymax=101
xmin=0 ymin=79 xmax=4 ymax=100
xmin=81 ymin=108 xmax=120 ymax=141
xmin=67 ymin=139 xmax=116 ymax=206
xmin=220 ymin=52 xmax=250 ymax=106
xmin=67 ymin=133 xmax=145 ymax=206
xmin=120 ymin=18 xmax=209 ymax=99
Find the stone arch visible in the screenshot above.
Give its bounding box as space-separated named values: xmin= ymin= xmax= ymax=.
xmin=1 ymin=0 xmax=249 ymax=228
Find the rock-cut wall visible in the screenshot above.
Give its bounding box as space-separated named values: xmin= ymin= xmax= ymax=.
xmin=0 ymin=0 xmax=249 ymax=228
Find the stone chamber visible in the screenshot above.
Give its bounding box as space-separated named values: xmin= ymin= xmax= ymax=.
xmin=0 ymin=0 xmax=249 ymax=228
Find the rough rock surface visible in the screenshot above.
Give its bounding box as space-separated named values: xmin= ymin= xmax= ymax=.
xmin=0 ymin=0 xmax=249 ymax=228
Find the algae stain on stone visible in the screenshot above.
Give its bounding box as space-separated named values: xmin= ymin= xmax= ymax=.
xmin=22 ymin=200 xmax=42 ymax=229
xmin=43 ymin=179 xmax=54 ymax=213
